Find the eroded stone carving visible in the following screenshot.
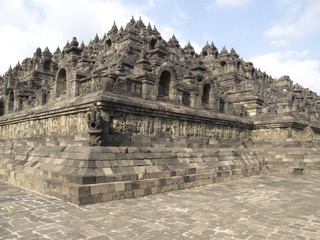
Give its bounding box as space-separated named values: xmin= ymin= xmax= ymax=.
xmin=87 ymin=104 xmax=103 ymax=146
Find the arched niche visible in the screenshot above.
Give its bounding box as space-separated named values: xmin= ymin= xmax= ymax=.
xmin=251 ymin=69 xmax=255 ymax=79
xmin=220 ymin=61 xmax=227 ymax=68
xmin=105 ymin=39 xmax=112 ymax=51
xmin=237 ymin=62 xmax=241 ymax=72
xmin=0 ymin=101 xmax=4 ymax=116
xmin=8 ymin=91 xmax=14 ymax=112
xmin=220 ymin=61 xmax=228 ymax=74
xmin=43 ymin=60 xmax=51 ymax=72
xmin=158 ymin=70 xmax=171 ymax=97
xmin=219 ymin=99 xmax=225 ymax=113
xmin=202 ymin=83 xmax=211 ymax=106
xmin=150 ymin=38 xmax=157 ymax=50
xmin=56 ymin=68 xmax=67 ymax=97
xmin=182 ymin=92 xmax=190 ymax=106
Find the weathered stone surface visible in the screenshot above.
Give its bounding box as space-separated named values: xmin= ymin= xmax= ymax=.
xmin=1 ymin=174 xmax=320 ymax=239
xmin=0 ymin=145 xmax=269 ymax=204
xmin=0 ymin=17 xmax=320 ymax=204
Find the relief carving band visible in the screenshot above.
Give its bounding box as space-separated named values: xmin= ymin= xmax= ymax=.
xmin=87 ymin=103 xmax=103 ymax=146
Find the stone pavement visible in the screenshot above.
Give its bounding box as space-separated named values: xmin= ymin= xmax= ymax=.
xmin=0 ymin=174 xmax=319 ymax=240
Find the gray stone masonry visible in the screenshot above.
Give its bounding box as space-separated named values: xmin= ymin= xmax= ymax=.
xmin=0 ymin=146 xmax=268 ymax=205
xmin=1 ymin=174 xmax=319 ymax=239
xmin=1 ymin=17 xmax=320 ymax=204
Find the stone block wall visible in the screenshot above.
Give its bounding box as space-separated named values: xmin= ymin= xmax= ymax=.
xmin=0 ymin=91 xmax=254 ymax=148
xmin=263 ymin=147 xmax=320 ymax=175
xmin=0 ymin=105 xmax=89 ymax=147
xmin=1 ymin=91 xmax=320 ymax=206
xmin=0 ymin=145 xmax=268 ymax=205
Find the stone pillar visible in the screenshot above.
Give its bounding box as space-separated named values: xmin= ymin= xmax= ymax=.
xmin=70 ymin=79 xmax=80 ymax=97
xmin=224 ymin=102 xmax=233 ymax=115
xmin=141 ymin=76 xmax=156 ymax=100
xmin=209 ymin=90 xmax=215 ymax=110
xmin=40 ymin=91 xmax=47 ymax=105
xmin=169 ymin=85 xmax=179 ymax=104
xmin=67 ymin=71 xmax=80 ymax=98
xmin=288 ymin=127 xmax=292 ymax=138
xmin=142 ymin=79 xmax=148 ymax=100
xmin=190 ymin=92 xmax=200 ymax=108
xmin=15 ymin=97 xmax=22 ymax=112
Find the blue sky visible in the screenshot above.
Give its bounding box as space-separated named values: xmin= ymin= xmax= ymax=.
xmin=1 ymin=0 xmax=320 ymax=94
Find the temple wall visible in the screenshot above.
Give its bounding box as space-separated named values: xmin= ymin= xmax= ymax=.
xmin=109 ymin=113 xmax=251 ymax=141
xmin=0 ymin=97 xmax=92 ymax=146
xmin=0 ymin=92 xmax=254 ymax=147
xmin=251 ymin=128 xmax=291 ymax=142
xmin=1 ymin=91 xmax=320 ymax=205
xmin=252 ymin=125 xmax=320 ymax=147
xmin=0 ymin=112 xmax=88 ymax=139
xmin=80 ymin=76 xmax=143 ymax=97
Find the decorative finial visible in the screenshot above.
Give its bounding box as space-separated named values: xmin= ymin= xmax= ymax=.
xmin=94 ymin=34 xmax=99 ymax=42
xmin=130 ymin=16 xmax=135 ymax=24
xmin=44 ymin=47 xmax=50 ymax=54
xmin=210 ymin=42 xmax=216 ymax=50
xmin=70 ymin=37 xmax=79 ymax=47
xmin=109 ymin=21 xmax=118 ymax=35
xmin=112 ymin=21 xmax=118 ymax=31
xmin=80 ymin=41 xmax=85 ymax=49
xmin=54 ymin=46 xmax=61 ymax=54
xmin=64 ymin=41 xmax=70 ymax=49
xmin=153 ymin=25 xmax=160 ymax=35
xmin=220 ymin=46 xmax=228 ymax=54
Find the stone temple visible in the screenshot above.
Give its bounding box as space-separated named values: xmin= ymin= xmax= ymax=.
xmin=0 ymin=17 xmax=320 ymax=205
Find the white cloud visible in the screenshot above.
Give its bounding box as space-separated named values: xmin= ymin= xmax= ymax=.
xmin=215 ymin=0 xmax=252 ymax=8
xmin=265 ymin=25 xmax=294 ymax=38
xmin=250 ymin=51 xmax=320 ymax=94
xmin=265 ymin=0 xmax=320 ymax=40
xmin=270 ymin=39 xmax=288 ymax=47
xmin=0 ymin=0 xmax=154 ymax=74
xmin=171 ymin=4 xmax=189 ymax=26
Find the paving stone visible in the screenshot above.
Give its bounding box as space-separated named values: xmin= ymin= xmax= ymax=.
xmin=0 ymin=174 xmax=320 ymax=239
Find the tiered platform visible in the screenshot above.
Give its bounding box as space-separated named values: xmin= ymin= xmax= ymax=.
xmin=0 ymin=145 xmax=268 ymax=205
